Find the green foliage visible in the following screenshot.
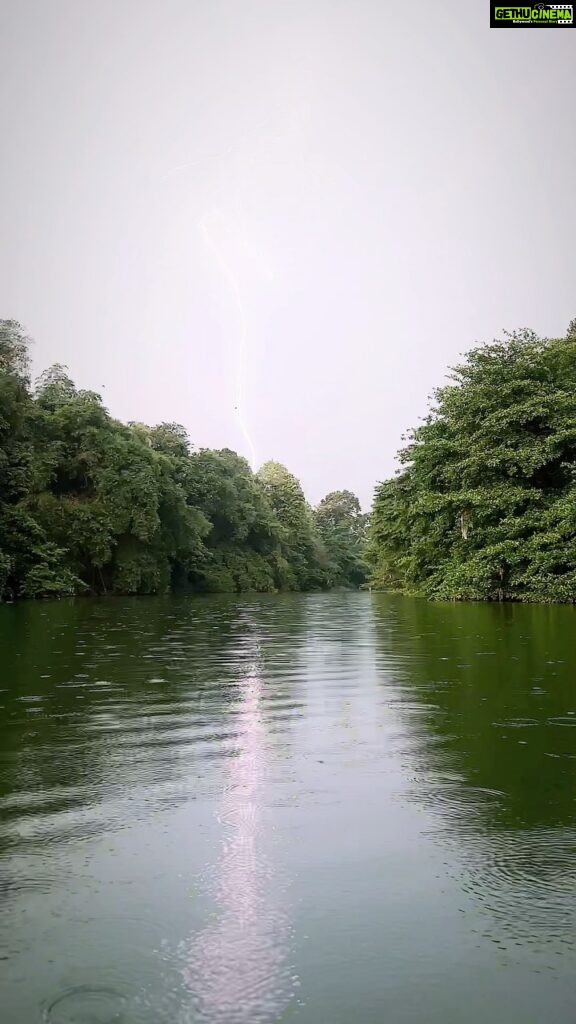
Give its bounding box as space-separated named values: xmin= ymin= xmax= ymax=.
xmin=314 ymin=490 xmax=368 ymax=587
xmin=257 ymin=462 xmax=331 ymax=590
xmin=0 ymin=320 xmax=362 ymax=601
xmin=21 ymin=542 xmax=83 ymax=599
xmin=0 ymin=320 xmax=31 ymax=379
xmin=367 ymin=324 xmax=576 ymax=603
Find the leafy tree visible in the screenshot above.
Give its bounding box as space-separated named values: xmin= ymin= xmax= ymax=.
xmin=0 ymin=319 xmax=31 ymax=378
xmin=314 ymin=490 xmax=368 ymax=587
xmin=368 ymin=323 xmax=576 ymax=602
xmin=149 ymin=422 xmax=191 ymax=459
xmin=0 ymin=321 xmax=360 ymax=601
xmin=185 ymin=450 xmax=280 ymax=592
xmin=0 ymin=322 xmax=36 ymax=595
xmin=257 ymin=461 xmax=330 ymax=590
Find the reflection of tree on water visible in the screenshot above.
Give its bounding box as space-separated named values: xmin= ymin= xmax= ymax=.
xmin=0 ymin=597 xmax=260 ymax=858
xmin=183 ymin=646 xmax=295 ymax=1024
xmin=371 ymin=595 xmax=576 ymax=952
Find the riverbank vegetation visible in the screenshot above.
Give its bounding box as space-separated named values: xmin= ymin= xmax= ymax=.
xmin=366 ymin=322 xmax=576 ymax=603
xmin=7 ymin=318 xmax=576 ymax=605
xmin=0 ymin=321 xmax=367 ymax=599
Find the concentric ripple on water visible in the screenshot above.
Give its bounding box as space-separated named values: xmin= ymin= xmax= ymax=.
xmin=43 ymin=986 xmax=126 ymax=1024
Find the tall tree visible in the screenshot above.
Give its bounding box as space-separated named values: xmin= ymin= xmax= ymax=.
xmin=314 ymin=490 xmax=367 ymax=587
xmin=368 ymin=323 xmax=576 ymax=602
xmin=0 ymin=332 xmax=81 ymax=597
xmin=257 ymin=462 xmax=329 ymax=589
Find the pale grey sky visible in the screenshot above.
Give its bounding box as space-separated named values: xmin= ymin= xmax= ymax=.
xmin=0 ymin=1 xmax=574 ymax=508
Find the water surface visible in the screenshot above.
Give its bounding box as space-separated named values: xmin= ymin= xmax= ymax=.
xmin=2 ymin=593 xmax=576 ymax=1023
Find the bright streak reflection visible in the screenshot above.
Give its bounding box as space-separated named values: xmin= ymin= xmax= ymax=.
xmin=184 ymin=662 xmax=296 ymax=1023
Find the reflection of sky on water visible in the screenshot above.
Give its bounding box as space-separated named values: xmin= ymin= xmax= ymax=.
xmin=183 ymin=661 xmax=295 ymax=1024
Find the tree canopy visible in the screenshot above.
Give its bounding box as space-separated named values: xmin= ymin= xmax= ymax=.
xmin=0 ymin=321 xmax=366 ymax=599
xmin=367 ymin=323 xmax=576 ymax=603
xmin=314 ymin=490 xmax=368 ymax=588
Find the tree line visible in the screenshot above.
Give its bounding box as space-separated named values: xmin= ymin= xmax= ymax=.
xmin=366 ymin=320 xmax=576 ymax=603
xmin=0 ymin=321 xmax=367 ymax=600
xmin=7 ymin=317 xmax=576 ymax=605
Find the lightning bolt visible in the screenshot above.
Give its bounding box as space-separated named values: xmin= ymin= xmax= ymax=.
xmin=148 ymin=109 xmax=301 ymax=470
xmin=200 ymin=209 xmax=258 ymax=471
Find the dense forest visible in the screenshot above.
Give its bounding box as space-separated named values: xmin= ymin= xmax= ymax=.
xmin=366 ymin=321 xmax=576 ymax=603
xmin=0 ymin=321 xmax=367 ymax=600
xmin=6 ymin=318 xmax=576 ymax=605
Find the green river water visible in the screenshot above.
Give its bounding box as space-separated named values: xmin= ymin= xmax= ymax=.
xmin=1 ymin=593 xmax=576 ymax=1023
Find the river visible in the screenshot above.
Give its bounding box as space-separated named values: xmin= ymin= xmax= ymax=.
xmin=1 ymin=593 xmax=576 ymax=1023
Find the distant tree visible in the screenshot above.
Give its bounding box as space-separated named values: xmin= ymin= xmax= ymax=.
xmin=149 ymin=422 xmax=191 ymax=458
xmin=0 ymin=319 xmax=31 ymax=379
xmin=315 ymin=490 xmax=367 ymax=587
xmin=35 ymin=364 xmax=77 ymax=408
xmin=257 ymin=462 xmax=330 ymax=589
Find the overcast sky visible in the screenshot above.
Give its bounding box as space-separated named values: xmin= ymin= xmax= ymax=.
xmin=0 ymin=1 xmax=574 ymax=508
